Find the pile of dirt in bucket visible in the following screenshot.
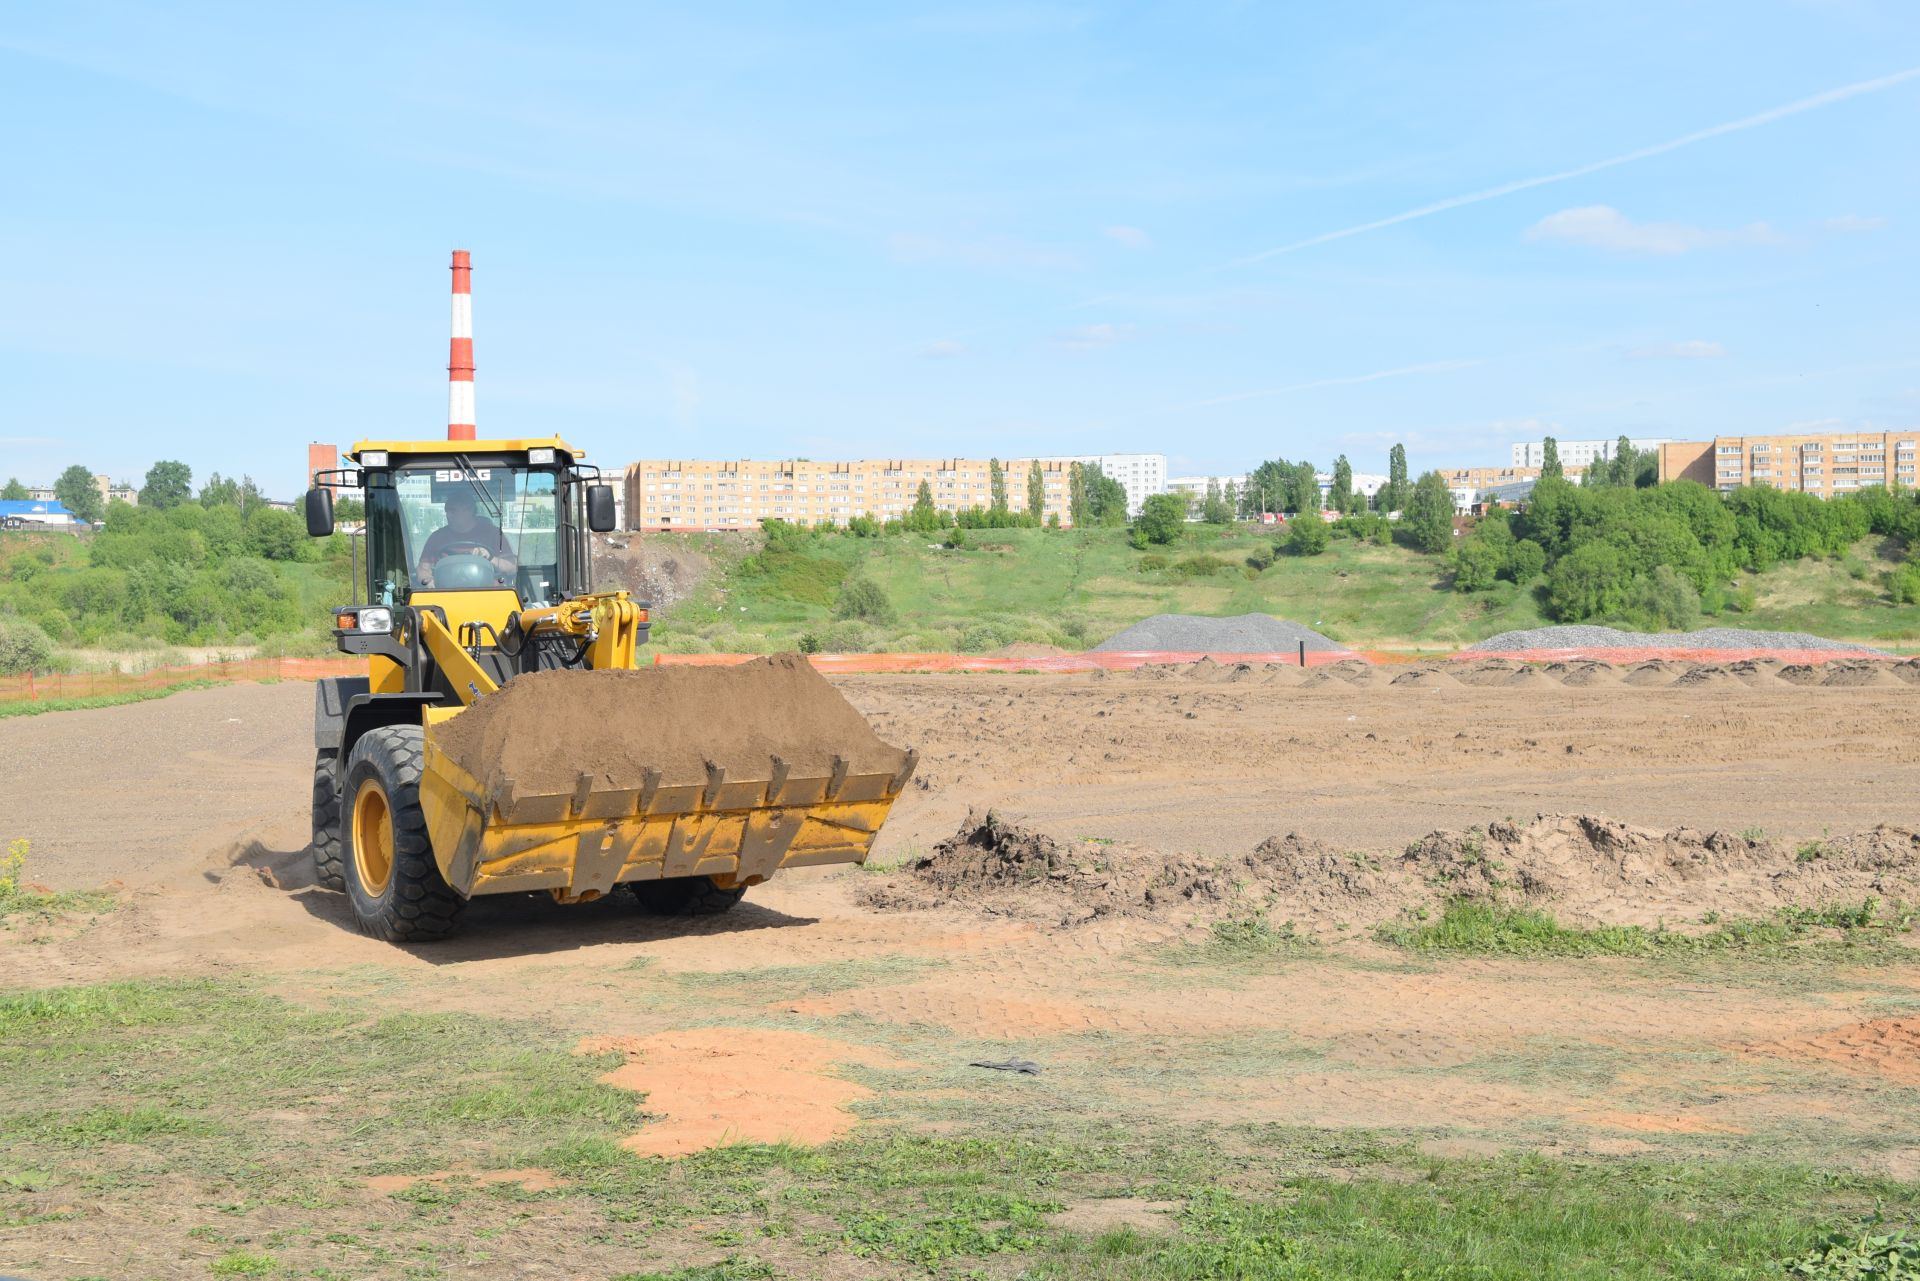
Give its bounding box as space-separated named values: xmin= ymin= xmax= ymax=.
xmin=433 ymin=654 xmax=911 ymax=794
xmin=866 ymin=809 xmax=1920 ymax=935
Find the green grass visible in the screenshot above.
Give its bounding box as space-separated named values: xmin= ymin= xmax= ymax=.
xmin=1379 ymin=898 xmax=1913 ymax=959
xmin=3 ymin=975 xmax=1914 ymax=1279
xmin=1157 ymin=915 xmax=1319 ymax=967
xmin=645 ymin=527 xmax=1920 ymax=654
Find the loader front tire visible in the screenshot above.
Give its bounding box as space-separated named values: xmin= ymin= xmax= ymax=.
xmin=342 ymin=726 xmax=465 ymax=942
xmin=311 ymin=748 xmax=345 ymax=891
xmin=628 ymin=875 xmax=747 ymax=917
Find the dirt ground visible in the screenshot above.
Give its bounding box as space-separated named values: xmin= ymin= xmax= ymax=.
xmin=4 ymin=669 xmax=1919 ymax=1275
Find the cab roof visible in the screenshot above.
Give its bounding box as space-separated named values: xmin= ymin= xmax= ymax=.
xmin=347 ymin=438 xmax=584 ymax=464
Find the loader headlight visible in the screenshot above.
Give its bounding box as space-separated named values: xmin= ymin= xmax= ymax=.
xmin=527 ymin=447 xmax=556 ymax=464
xmin=357 ymin=607 xmax=393 ymax=634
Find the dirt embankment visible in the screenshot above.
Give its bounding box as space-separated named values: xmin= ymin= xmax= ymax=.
xmin=867 ymin=809 xmax=1920 ymax=934
xmin=432 ymin=654 xmax=911 ymax=794
xmin=589 ymin=534 xmax=718 ymax=613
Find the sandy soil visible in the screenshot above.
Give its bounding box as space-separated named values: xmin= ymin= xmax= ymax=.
xmin=3 ymin=669 xmax=1918 ymax=1276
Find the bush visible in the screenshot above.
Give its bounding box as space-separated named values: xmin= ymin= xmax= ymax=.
xmin=1504 ymin=539 xmax=1547 ymax=584
xmin=1131 ymin=494 xmax=1187 ymax=546
xmin=958 ymin=620 xmax=1017 ymax=652
xmin=831 ymin=572 xmax=894 ymax=623
xmin=1546 ymin=542 xmax=1627 ymax=621
xmin=1451 ymin=537 xmax=1504 ymax=591
xmin=817 ymin=620 xmax=875 ymax=652
xmin=1169 ymin=555 xmax=1231 ymax=578
xmin=0 ymin=618 xmax=55 ymax=675
xmin=1889 ymin=559 xmax=1920 ymax=605
xmin=1136 ymin=552 xmax=1169 ymax=572
xmin=1285 ymin=508 xmax=1330 ymax=555
xmin=1618 ymin=565 xmax=1701 ymax=631
xmin=1244 ymin=548 xmax=1274 ymax=572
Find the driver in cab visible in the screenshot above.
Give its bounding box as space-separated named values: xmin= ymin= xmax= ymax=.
xmin=417 ymin=490 xmax=517 ymax=588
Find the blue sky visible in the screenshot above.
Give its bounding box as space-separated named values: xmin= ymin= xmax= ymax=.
xmin=3 ymin=2 xmax=1917 ymax=496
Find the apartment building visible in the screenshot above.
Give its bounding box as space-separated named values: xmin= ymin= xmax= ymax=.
xmin=1512 ymin=437 xmax=1670 ymax=468
xmin=1659 ymin=431 xmax=1920 ymax=496
xmin=1064 ymin=453 xmax=1165 ymax=516
xmin=1439 ymin=464 xmax=1586 ymax=490
xmin=621 ymin=458 xmax=1076 ymax=531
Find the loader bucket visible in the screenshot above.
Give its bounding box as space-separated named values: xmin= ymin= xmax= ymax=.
xmin=411 ymin=656 xmax=917 ymax=901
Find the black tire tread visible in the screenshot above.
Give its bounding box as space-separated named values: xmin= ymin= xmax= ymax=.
xmin=628 ymin=875 xmax=747 ymax=917
xmin=311 ymin=748 xmax=345 ymax=891
xmin=343 ymin=726 xmax=466 ymax=942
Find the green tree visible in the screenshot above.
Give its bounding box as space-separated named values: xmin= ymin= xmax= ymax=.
xmin=244 ymin=507 xmax=306 ymax=561
xmin=1201 ymin=479 xmax=1233 ymax=524
xmin=3 ymin=477 xmax=29 ymax=500
xmin=140 ymin=460 xmax=193 ymax=510
xmin=1505 ymin=539 xmax=1547 ymax=583
xmin=1243 ymin=459 xmax=1291 ymax=517
xmin=1026 ymin=461 xmax=1045 ymax=527
xmin=832 ymin=572 xmax=895 ymax=623
xmin=1068 ymin=462 xmax=1089 ymax=527
xmin=1290 ymin=461 xmax=1319 ymax=514
xmin=1546 ymin=541 xmax=1626 ymax=620
xmin=1084 ymin=464 xmax=1129 ymax=526
xmin=1131 ymin=493 xmax=1186 ymax=546
xmin=1540 ymin=437 xmax=1562 ymax=481
xmin=1286 ymin=504 xmax=1330 ymax=554
xmin=1380 ymin=444 xmax=1409 ymax=513
xmin=1609 ymin=436 xmax=1641 ymax=488
xmin=1403 ymin=471 xmax=1456 ymax=553
xmin=1331 ymin=455 xmax=1354 ymax=514
xmin=54 ymin=464 xmax=104 ymax=523
xmin=905 ymin=479 xmax=945 ymax=533
xmin=988 ymin=458 xmax=1008 ymax=515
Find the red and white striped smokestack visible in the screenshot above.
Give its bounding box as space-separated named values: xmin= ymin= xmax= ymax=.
xmin=447 ymin=249 xmax=475 ymax=440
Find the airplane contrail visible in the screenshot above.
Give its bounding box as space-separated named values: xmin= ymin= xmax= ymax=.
xmin=1221 ymin=64 xmax=1920 ymax=270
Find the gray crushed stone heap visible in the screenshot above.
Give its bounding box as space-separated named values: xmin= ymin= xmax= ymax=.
xmin=1093 ymin=613 xmax=1349 ymax=654
xmin=1467 ymin=625 xmax=1889 ymax=656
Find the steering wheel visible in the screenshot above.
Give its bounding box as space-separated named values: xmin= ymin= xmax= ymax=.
xmin=425 ymin=542 xmax=511 ymax=589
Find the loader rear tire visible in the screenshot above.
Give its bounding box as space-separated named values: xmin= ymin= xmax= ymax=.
xmin=311 ymin=748 xmax=345 ymax=891
xmin=628 ymin=876 xmax=747 ymax=917
xmin=342 ymin=725 xmax=465 ymax=943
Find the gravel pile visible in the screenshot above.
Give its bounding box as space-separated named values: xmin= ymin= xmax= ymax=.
xmin=1467 ymin=625 xmax=1889 ymax=656
xmin=1093 ymin=613 xmax=1348 ymax=654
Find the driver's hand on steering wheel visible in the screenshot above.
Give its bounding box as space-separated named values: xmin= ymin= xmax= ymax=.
xmin=490 ymin=553 xmax=517 ymax=575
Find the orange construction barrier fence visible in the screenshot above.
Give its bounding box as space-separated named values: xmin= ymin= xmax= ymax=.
xmin=1445 ymin=647 xmax=1894 ymax=666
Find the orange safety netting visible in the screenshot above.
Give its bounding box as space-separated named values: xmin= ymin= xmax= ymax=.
xmin=0 ymin=656 xmax=363 ymax=705
xmin=1446 ymin=647 xmax=1895 ymax=665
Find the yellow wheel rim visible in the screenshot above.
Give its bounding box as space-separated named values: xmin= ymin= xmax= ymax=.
xmin=352 ymin=777 xmax=395 ymax=897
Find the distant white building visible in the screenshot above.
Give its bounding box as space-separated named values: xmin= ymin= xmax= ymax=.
xmin=1512 ymin=437 xmax=1671 ymax=468
xmin=1166 ymin=475 xmax=1242 ymax=514
xmin=1316 ymin=471 xmax=1388 ymax=503
xmin=1067 ymin=453 xmax=1166 ymax=516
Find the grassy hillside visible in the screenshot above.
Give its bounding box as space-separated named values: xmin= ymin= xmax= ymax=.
xmin=635 ymin=525 xmax=1920 ymax=654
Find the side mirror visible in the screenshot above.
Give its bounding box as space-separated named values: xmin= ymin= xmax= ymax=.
xmin=586 ymin=484 xmax=617 ymax=533
xmin=305 ymin=487 xmax=335 ymax=537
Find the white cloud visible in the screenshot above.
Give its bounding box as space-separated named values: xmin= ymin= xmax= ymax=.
xmin=1103 ymin=225 xmax=1151 ymax=250
xmin=1055 ymin=322 xmax=1135 ymax=350
xmin=921 ymin=339 xmax=966 ymax=359
xmin=1823 ymin=214 xmax=1888 ymax=233
xmin=887 ymin=231 xmax=1079 ymax=271
xmin=1526 ymin=206 xmax=1782 ymax=255
xmin=1627 ymin=339 xmax=1729 ymax=360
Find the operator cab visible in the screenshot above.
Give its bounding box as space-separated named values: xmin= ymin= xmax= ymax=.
xmin=306 ymin=440 xmax=617 ymax=612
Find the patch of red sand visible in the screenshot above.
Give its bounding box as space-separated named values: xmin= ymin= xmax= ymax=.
xmin=577 ymin=1028 xmax=908 ymax=1157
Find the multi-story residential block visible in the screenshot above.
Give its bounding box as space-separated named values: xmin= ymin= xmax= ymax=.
xmin=1659 ymin=431 xmax=1920 ymax=495
xmin=1065 ymin=453 xmax=1165 ymax=516
xmin=1512 ymin=437 xmax=1671 ymax=468
xmin=621 ymin=458 xmax=1077 ymax=531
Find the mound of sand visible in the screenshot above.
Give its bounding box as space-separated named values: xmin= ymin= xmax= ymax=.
xmin=869 ymin=810 xmax=1920 ymax=935
xmin=433 ymin=654 xmax=911 ymax=795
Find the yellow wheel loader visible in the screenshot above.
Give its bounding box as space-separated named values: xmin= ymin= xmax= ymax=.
xmin=305 ymin=438 xmax=915 ymax=941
